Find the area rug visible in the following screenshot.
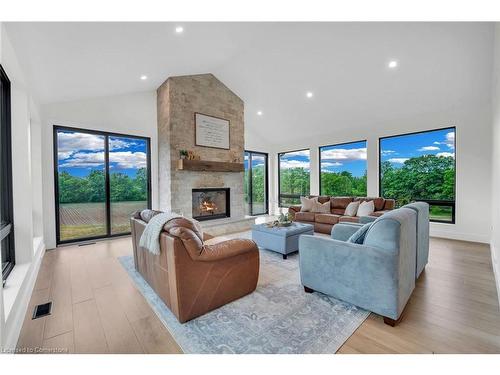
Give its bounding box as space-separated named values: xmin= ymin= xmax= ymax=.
xmin=119 ymin=248 xmax=369 ymax=354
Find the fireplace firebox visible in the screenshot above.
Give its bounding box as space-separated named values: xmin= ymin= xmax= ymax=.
xmin=192 ymin=188 xmax=230 ymax=221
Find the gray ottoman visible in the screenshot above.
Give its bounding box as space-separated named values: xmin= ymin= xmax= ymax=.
xmin=251 ymin=222 xmax=314 ymax=259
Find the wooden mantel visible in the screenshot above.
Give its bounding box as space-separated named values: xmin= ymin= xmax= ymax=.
xmin=177 ymin=159 xmax=244 ymax=172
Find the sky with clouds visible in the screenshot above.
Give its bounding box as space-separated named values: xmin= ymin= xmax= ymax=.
xmin=57 ymin=130 xmax=148 ymax=178
xmin=380 ymin=128 xmax=455 ymax=166
xmin=320 ymin=141 xmax=367 ymax=177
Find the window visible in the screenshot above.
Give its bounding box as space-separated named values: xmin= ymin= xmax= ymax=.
xmin=278 ymin=149 xmax=310 ymax=207
xmin=319 ymin=140 xmax=367 ymax=196
xmin=244 ymin=151 xmax=269 ymax=215
xmin=1 ymin=65 xmax=15 ymax=280
xmin=379 ymin=127 xmax=456 ymax=223
xmin=54 ymin=126 xmax=151 ymax=244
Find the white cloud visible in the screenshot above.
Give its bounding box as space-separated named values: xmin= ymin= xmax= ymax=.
xmin=57 ymin=132 xmax=137 ymax=160
xmin=418 ymin=146 xmax=440 ymax=151
xmin=281 ymin=150 xmax=310 ymax=159
xmin=433 ymin=131 xmax=455 ymax=150
xmin=388 ymin=158 xmax=409 ymax=164
xmin=59 ymin=150 xmax=147 ymax=169
xmin=279 ymin=160 xmax=310 ymax=170
xmin=436 ymin=152 xmax=455 ymax=158
xmin=59 ymin=151 xmax=105 ymax=168
xmin=110 ymin=151 xmax=147 ymax=169
xmin=321 ymin=161 xmax=343 ymax=167
xmin=381 ymin=150 xmax=396 ymax=155
xmin=320 ymin=147 xmax=367 ymax=161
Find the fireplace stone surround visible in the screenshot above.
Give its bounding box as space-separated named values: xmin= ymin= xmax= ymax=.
xmin=157 ymin=73 xmax=255 ymax=236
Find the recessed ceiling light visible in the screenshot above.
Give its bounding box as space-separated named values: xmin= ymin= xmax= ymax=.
xmin=257 ymin=111 xmax=263 ymax=116
xmin=306 ymin=92 xmax=314 ymax=98
xmin=388 ymin=60 xmax=398 ymax=69
xmin=140 ymin=75 xmax=148 ymax=80
xmin=175 ymin=26 xmax=184 ymax=34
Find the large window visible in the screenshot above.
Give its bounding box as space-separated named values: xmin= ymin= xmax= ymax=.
xmin=278 ymin=149 xmax=310 ymax=207
xmin=1 ymin=65 xmax=15 ymax=280
xmin=244 ymin=151 xmax=269 ymax=215
xmin=54 ymin=126 xmax=151 ymax=244
xmin=319 ymin=140 xmax=367 ymax=196
xmin=379 ymin=127 xmax=456 ymax=223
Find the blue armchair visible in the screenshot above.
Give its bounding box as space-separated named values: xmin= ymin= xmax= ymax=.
xmin=299 ymin=208 xmax=417 ymax=326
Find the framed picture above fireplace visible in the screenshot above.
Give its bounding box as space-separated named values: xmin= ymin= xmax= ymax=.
xmin=194 ymin=112 xmax=230 ymax=150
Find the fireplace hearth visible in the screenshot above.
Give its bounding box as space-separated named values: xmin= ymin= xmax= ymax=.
xmin=192 ymin=188 xmax=230 ymax=221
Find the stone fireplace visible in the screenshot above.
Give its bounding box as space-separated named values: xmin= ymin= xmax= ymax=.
xmin=192 ymin=188 xmax=230 ymax=221
xmin=156 ymin=73 xmax=255 ymax=235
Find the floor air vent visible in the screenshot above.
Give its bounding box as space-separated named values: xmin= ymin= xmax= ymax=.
xmin=32 ymin=302 xmax=52 ymax=320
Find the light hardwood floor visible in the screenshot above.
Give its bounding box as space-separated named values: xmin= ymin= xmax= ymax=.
xmin=16 ymin=236 xmax=500 ymax=354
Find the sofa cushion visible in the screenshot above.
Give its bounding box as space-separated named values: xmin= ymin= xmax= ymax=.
xmin=315 ymin=214 xmax=340 ymax=225
xmin=347 ymin=223 xmax=373 ymax=244
xmin=355 ymin=197 xmax=385 ymax=211
xmin=300 ymin=196 xmax=317 ymax=212
xmin=331 ymin=208 xmax=346 ymax=215
xmin=344 ymin=201 xmax=360 ymax=216
xmin=331 ymin=197 xmax=354 ymax=209
xmin=316 ymin=196 xmax=331 ymax=204
xmin=295 ymin=211 xmax=316 ymax=222
xmin=357 ymin=200 xmax=375 ymax=217
xmin=339 ymin=216 xmax=360 ymax=223
xmin=312 ymin=200 xmax=330 ymax=213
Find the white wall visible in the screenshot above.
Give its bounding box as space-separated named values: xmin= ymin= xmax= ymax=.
xmin=491 ymin=24 xmax=500 ymax=305
xmin=41 ymin=91 xmax=158 ymax=249
xmin=0 ymin=23 xmax=45 ymax=350
xmin=270 ymin=100 xmax=493 ymax=243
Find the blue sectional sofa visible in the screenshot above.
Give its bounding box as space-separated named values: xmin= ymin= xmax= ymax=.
xmin=298 ymin=207 xmax=418 ymax=326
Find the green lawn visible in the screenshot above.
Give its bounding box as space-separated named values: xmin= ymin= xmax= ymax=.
xmin=59 ymin=201 xmax=147 ymax=241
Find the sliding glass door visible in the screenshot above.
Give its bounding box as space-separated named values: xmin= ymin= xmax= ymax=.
xmin=244 ymin=151 xmax=269 ymax=215
xmin=54 ymin=126 xmax=151 ymax=244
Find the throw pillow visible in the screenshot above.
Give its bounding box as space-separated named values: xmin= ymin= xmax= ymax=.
xmin=344 ymin=201 xmax=360 ymax=216
xmin=300 ymin=196 xmax=318 ymax=212
xmin=357 ymin=200 xmax=375 ymax=217
xmin=312 ymin=200 xmax=330 ymax=213
xmin=347 ymin=223 xmax=373 ymax=244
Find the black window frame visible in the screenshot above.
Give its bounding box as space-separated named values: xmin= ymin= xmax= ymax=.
xmin=1 ymin=64 xmax=15 ymax=281
xmin=244 ymin=150 xmax=269 ymax=216
xmin=318 ymin=139 xmax=368 ymax=197
xmin=278 ymin=148 xmax=311 ymax=207
xmin=53 ymin=125 xmax=152 ymax=245
xmin=378 ymin=126 xmax=456 ymax=224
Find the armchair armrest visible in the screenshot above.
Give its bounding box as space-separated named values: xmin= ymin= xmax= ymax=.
xmin=331 ymin=223 xmax=363 ymax=241
xmin=199 ymin=239 xmax=258 ymax=262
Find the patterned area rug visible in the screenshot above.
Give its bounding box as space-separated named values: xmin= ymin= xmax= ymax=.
xmin=119 ymin=245 xmax=369 ymax=353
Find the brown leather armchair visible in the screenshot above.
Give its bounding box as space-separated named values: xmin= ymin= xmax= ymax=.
xmin=130 ymin=210 xmax=260 ymax=323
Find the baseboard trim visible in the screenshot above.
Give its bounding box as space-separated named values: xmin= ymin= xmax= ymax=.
xmin=430 ymin=229 xmax=490 ymax=244
xmin=491 ymin=243 xmax=500 ymax=310
xmin=3 ymin=237 xmax=45 ymax=349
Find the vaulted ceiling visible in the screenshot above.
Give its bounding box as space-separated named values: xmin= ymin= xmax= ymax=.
xmin=5 ymin=22 xmax=494 ymax=147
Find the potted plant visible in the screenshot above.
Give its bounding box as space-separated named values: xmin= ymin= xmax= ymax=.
xmin=179 ymin=149 xmax=188 ymax=159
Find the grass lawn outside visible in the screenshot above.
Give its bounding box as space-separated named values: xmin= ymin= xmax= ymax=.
xmin=59 ymin=201 xmax=147 ymax=241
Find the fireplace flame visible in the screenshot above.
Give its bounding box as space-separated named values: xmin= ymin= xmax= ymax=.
xmin=200 ymin=200 xmax=217 ymax=214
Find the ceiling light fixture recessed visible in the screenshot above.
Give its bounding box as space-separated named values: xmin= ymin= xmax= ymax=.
xmin=257 ymin=111 xmax=263 ymax=116
xmin=388 ymin=60 xmax=398 ymax=69
xmin=175 ymin=26 xmax=184 ymax=34
xmin=140 ymin=75 xmax=148 ymax=80
xmin=306 ymin=92 xmax=314 ymax=98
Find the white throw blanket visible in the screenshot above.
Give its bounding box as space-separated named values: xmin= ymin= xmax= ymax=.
xmin=139 ymin=212 xmax=183 ymax=255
